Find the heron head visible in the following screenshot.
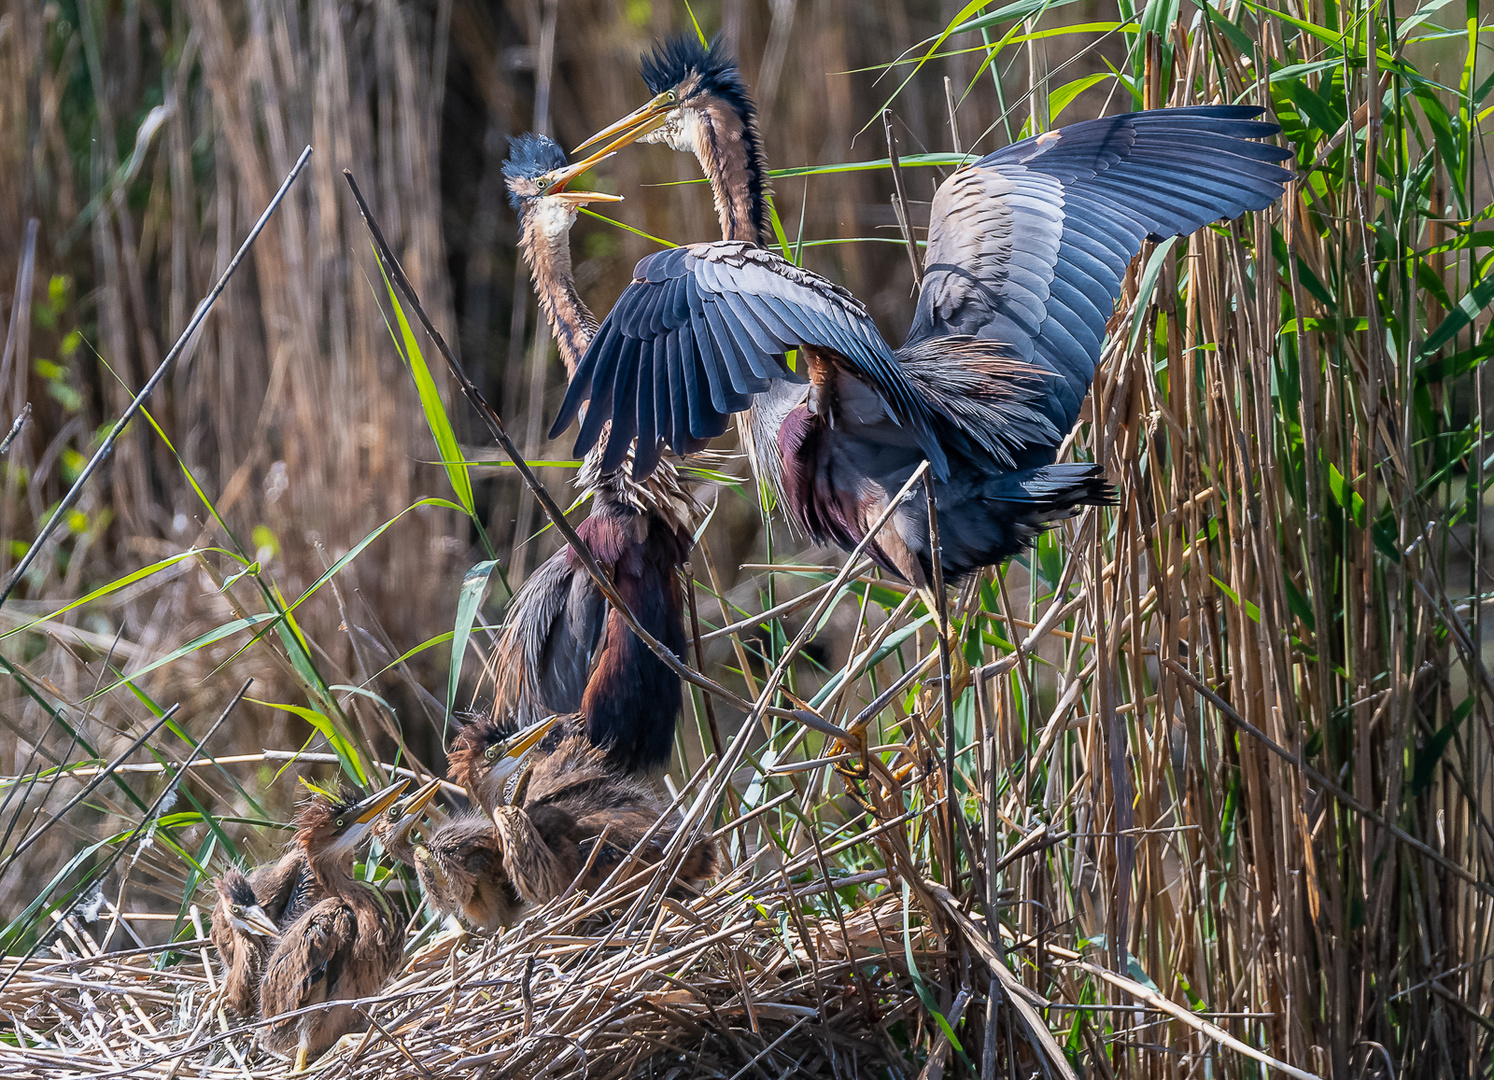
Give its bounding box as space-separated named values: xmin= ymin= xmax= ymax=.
xmin=294 ymin=778 xmax=410 ymax=860
xmin=447 ymin=713 xmax=563 ymax=810
xmin=373 ymin=776 xmax=444 ymax=855
xmin=504 ymin=133 xmax=623 ymax=238
xmin=575 ymin=34 xmax=754 ymax=158
xmin=215 ymin=868 xmax=281 ymax=940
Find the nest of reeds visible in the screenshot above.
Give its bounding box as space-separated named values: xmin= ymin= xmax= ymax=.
xmin=4 ymin=893 xmax=934 ymax=1079
xmin=0 ymin=795 xmax=973 ymax=1080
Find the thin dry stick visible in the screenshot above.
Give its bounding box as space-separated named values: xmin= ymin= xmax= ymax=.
xmin=944 ymin=76 xmax=963 ymax=155
xmin=882 ymin=109 xmax=924 ymax=288
xmin=0 ymin=147 xmax=314 ymax=612
xmin=919 ymin=878 xmax=1077 ymax=1080
xmin=0 ymin=705 xmax=181 ymax=870
xmin=700 ymin=570 xmax=867 ymax=642
xmin=0 ymin=402 xmax=30 ymax=455
xmin=1069 ymin=960 xmax=1323 ymax=1080
xmin=651 ymin=465 xmax=936 ymax=907
xmin=1 ymin=683 xmax=248 ymax=994
xmin=923 ymin=481 xmax=958 ymax=883
xmin=682 ymin=564 xmax=725 ymax=760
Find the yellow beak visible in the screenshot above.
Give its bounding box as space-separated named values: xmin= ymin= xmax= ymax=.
xmin=238 ymin=903 xmax=282 ymax=939
xmin=504 ymin=713 xmax=564 ymax=758
xmin=353 ymin=778 xmax=411 ymax=824
xmin=542 ymin=144 xmax=625 ymax=206
xmin=573 ymin=93 xmax=673 ymax=158
xmin=402 ymin=776 xmax=444 ymax=817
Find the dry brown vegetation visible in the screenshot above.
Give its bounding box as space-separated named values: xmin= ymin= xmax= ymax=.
xmin=2 ymin=0 xmax=1493 ymax=1076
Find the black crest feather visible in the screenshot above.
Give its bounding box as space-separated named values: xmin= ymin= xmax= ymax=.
xmin=504 ymin=133 xmax=568 ymax=208
xmin=641 ymin=34 xmax=743 ymax=100
xmin=638 ymin=34 xmax=772 ymax=245
xmin=218 ymin=866 xmax=258 ymax=906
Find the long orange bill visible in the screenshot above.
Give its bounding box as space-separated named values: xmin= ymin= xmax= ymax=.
xmin=352 ymin=778 xmax=411 ymax=824
xmin=400 ymin=777 xmax=444 ymax=819
xmin=502 ymin=713 xmax=564 ymax=759
xmin=572 ymin=92 xmax=673 ymax=158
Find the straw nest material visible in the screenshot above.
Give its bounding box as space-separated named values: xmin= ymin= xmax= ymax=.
xmin=2 ymin=856 xmax=948 ymax=1078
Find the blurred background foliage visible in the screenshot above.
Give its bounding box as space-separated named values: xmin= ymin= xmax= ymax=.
xmin=1 ymin=0 xmax=1493 ymax=1074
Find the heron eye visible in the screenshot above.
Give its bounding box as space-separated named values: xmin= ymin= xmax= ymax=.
xmin=335 ymin=818 xmax=344 ymax=828
xmin=484 ymin=744 xmax=499 ymax=762
xmin=667 ymin=89 xmax=678 ymax=103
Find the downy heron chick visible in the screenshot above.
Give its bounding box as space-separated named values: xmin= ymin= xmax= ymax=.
xmin=209 ymin=867 xmax=282 ymax=1017
xmin=257 ymin=780 xmax=410 ymax=1072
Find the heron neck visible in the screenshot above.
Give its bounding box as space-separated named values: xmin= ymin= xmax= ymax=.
xmin=518 ymin=215 xmax=598 ymax=378
xmin=692 ymin=97 xmax=771 ymax=245
xmin=304 ymin=842 xmax=361 ymax=901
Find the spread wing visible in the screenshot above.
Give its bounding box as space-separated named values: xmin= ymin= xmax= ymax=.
xmin=908 ymin=105 xmax=1291 ymax=436
xmin=551 ymin=241 xmax=948 ymax=479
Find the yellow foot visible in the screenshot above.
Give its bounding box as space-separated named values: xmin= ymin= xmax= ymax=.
xmin=291 ymin=1045 xmax=309 ymax=1074
xmin=329 ymin=1033 xmax=366 ymax=1061
xmin=919 ymin=642 xmax=969 ymax=719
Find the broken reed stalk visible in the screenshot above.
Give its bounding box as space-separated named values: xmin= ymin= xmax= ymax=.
xmin=0 ymin=402 xmax=29 ymax=456
xmin=341 ymin=168 xmax=822 ymax=735
xmin=0 ymin=146 xmax=314 ymax=613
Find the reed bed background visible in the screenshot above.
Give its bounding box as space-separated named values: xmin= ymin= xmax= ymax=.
xmin=1 ymin=0 xmax=1491 ymax=1075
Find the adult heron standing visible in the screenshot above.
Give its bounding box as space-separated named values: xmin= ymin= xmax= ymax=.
xmin=489 ymin=134 xmax=701 ymax=774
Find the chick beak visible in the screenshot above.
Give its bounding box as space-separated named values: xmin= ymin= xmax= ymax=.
xmin=504 ymin=713 xmax=564 ymax=759
xmin=573 ymin=93 xmax=673 ymax=157
xmin=239 ymin=903 xmax=282 ymax=940
xmin=543 ymin=147 xmax=624 ymax=207
xmin=402 ymin=777 xmax=444 ymax=818
xmin=350 ymin=778 xmax=412 ymax=829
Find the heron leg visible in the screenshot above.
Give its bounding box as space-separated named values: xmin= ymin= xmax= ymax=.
xmin=292 ymin=1041 xmax=309 ymax=1074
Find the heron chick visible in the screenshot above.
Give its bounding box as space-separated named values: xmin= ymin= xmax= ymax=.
xmin=209 ymin=867 xmax=282 ymax=1017
xmin=257 ymin=779 xmax=410 ymax=1072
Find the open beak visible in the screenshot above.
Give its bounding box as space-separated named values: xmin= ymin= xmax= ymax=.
xmin=238 ymin=903 xmax=282 ymax=940
xmin=542 ymin=145 xmax=625 ymax=207
xmin=573 ymin=93 xmax=673 ymax=158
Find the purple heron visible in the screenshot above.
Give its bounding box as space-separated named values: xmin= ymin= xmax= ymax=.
xmin=556 ymin=36 xmax=1292 ymax=586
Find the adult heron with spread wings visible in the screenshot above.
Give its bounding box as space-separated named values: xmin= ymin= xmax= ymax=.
xmin=557 ymin=36 xmax=1291 ymax=587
